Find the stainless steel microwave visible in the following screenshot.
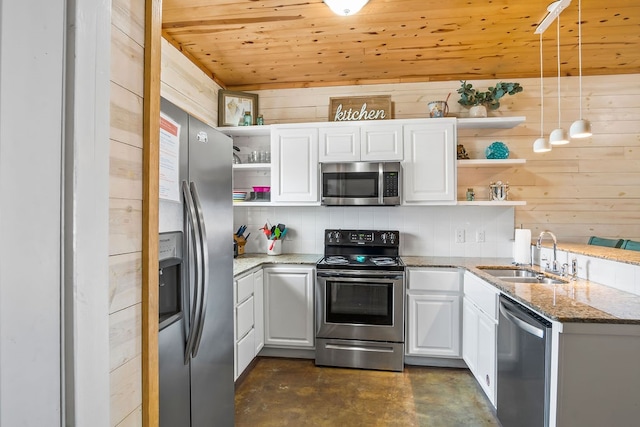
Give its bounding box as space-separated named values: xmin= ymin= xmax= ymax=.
xmin=320 ymin=162 xmax=401 ymax=206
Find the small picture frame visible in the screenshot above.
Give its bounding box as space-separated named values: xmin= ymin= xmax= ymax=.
xmin=218 ymin=90 xmax=259 ymax=127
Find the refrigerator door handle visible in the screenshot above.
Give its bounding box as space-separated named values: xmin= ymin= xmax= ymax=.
xmin=190 ymin=181 xmax=209 ymax=357
xmin=182 ymin=180 xmax=203 ymax=365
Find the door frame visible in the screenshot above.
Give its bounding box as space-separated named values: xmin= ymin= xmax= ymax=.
xmin=142 ymin=1 xmax=162 ymax=426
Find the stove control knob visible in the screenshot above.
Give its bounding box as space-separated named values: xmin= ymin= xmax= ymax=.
xmin=388 ymin=232 xmax=396 ymax=243
xmin=380 ymin=233 xmax=387 ymax=243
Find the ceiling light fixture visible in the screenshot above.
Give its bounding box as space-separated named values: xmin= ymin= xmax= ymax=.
xmin=533 ymin=32 xmax=552 ymax=153
xmin=549 ymin=15 xmax=569 ymax=145
xmin=323 ymin=0 xmax=370 ymax=16
xmin=535 ymin=0 xmax=571 ymax=34
xmin=569 ymin=0 xmax=592 ymax=138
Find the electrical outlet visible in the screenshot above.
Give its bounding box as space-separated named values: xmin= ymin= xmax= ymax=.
xmin=455 ymin=229 xmax=465 ymax=243
xmin=476 ymin=230 xmax=486 ymax=243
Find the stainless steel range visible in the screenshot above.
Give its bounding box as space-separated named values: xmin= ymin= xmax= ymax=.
xmin=315 ymin=229 xmax=405 ymax=372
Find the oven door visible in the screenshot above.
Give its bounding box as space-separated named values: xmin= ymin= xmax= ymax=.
xmin=316 ymin=270 xmax=405 ymax=342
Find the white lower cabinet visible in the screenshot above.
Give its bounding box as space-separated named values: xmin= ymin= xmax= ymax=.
xmin=253 ymin=269 xmax=264 ymax=353
xmin=233 ymin=268 xmax=264 ymax=380
xmin=406 ymin=268 xmax=462 ymax=358
xmin=263 ymin=265 xmax=315 ymax=348
xmin=236 ymin=329 xmax=255 ymax=379
xmin=462 ymin=272 xmax=499 ymax=406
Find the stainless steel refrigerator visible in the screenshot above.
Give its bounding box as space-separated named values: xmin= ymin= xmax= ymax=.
xmin=158 ymin=98 xmax=234 ymax=426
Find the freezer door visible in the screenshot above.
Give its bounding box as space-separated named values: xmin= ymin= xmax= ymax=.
xmin=159 ymin=319 xmax=191 ymax=426
xmin=187 ymin=115 xmax=235 ymax=427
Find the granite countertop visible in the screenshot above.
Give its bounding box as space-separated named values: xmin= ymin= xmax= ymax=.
xmin=233 ymin=253 xmax=322 ymax=277
xmin=234 ymin=253 xmax=640 ymax=325
xmin=403 ymin=256 xmax=640 ymax=325
xmin=539 ymin=242 xmax=640 ymax=266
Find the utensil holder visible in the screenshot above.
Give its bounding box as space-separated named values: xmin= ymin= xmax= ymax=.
xmin=267 ymin=239 xmax=282 ymax=256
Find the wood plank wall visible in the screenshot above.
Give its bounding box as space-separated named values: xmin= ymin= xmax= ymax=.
xmin=161 ymin=37 xmax=639 ymax=243
xmin=109 ymin=0 xmax=145 ymax=425
xmin=160 ymin=37 xmax=220 ymax=126
xmin=253 ymin=75 xmax=640 ymax=243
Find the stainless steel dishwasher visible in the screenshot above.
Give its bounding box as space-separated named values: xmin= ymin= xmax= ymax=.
xmin=497 ymin=295 xmax=552 ymax=427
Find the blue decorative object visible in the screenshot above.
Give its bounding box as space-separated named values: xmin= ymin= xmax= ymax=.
xmin=485 ymin=141 xmax=509 ymax=159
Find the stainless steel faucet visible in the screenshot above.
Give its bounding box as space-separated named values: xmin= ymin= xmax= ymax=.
xmin=536 ymin=230 xmax=560 ymax=274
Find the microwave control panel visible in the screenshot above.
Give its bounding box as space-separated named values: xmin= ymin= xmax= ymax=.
xmin=383 ymin=172 xmax=399 ymax=197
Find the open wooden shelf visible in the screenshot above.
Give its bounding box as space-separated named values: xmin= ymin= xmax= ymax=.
xmin=232 ymin=163 xmax=271 ymax=171
xmin=457 ymin=159 xmax=526 ymax=167
xmin=457 ymin=116 xmax=526 ymax=129
xmin=457 ymin=200 xmax=526 ymax=206
xmin=218 ymin=125 xmax=271 ymax=137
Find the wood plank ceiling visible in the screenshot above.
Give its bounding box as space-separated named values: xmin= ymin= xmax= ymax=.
xmin=162 ymin=0 xmax=640 ymax=91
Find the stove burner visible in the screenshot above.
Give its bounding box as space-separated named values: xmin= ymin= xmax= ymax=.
xmin=370 ymin=257 xmax=397 ymax=266
xmin=324 ymin=256 xmax=349 ymax=265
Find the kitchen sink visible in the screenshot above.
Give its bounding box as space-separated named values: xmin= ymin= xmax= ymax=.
xmin=498 ymin=276 xmax=567 ymax=285
xmin=478 ymin=267 xmax=567 ymax=285
xmin=479 ymin=268 xmax=539 ymax=278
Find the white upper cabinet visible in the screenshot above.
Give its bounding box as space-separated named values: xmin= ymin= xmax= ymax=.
xmin=360 ymin=122 xmax=403 ymax=161
xmin=402 ymin=120 xmax=456 ymax=204
xmin=318 ymin=125 xmax=360 ymax=162
xmin=271 ymin=126 xmax=319 ymax=203
xmin=318 ymin=122 xmax=403 ymax=162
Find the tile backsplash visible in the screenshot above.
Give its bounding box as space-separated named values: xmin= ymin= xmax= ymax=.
xmin=234 ymin=205 xmax=516 ymax=258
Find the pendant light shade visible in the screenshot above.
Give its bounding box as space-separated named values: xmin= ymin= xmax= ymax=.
xmin=549 ymin=128 xmax=569 ymax=145
xmin=569 ymin=119 xmax=592 ymax=138
xmin=550 ymin=16 xmax=570 ymax=145
xmin=534 ymin=137 xmax=552 ymax=153
xmin=324 ymin=0 xmax=370 ymax=16
xmin=570 ymin=0 xmax=592 ymax=138
xmin=533 ymin=33 xmax=551 ymax=153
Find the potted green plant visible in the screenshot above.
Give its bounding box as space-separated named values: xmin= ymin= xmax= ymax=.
xmin=457 ymin=81 xmax=523 ymax=117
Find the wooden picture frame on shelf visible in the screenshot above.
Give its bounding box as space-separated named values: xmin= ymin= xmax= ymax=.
xmin=218 ymin=90 xmax=259 ymax=127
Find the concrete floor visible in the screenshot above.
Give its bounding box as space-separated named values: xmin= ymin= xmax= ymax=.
xmin=235 ymin=357 xmax=501 ymax=426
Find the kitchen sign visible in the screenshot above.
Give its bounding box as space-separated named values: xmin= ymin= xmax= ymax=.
xmin=329 ymin=95 xmax=392 ymax=122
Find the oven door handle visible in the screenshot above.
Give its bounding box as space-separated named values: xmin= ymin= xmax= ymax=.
xmin=317 ymin=273 xmax=403 ymax=283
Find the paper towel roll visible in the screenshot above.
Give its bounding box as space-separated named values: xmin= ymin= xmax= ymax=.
xmin=513 ymin=229 xmax=532 ymax=264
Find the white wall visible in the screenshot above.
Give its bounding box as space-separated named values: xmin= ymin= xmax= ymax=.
xmin=0 ymin=0 xmax=65 ymax=424
xmin=0 ymin=0 xmax=111 ymax=425
xmin=234 ymin=205 xmax=515 ymax=258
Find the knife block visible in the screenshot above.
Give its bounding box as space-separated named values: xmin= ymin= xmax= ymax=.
xmin=233 ymin=235 xmax=246 ymax=255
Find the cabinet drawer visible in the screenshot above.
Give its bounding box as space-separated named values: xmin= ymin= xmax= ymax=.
xmin=464 ymin=273 xmax=498 ymax=319
xmin=236 ymin=329 xmax=255 ymax=379
xmin=408 ymin=268 xmax=461 ymax=292
xmin=236 ymin=273 xmax=254 ymax=304
xmin=236 ymin=296 xmax=254 ymax=339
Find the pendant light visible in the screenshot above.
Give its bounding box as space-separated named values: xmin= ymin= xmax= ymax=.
xmin=324 ymin=0 xmax=370 ymax=16
xmin=569 ymin=0 xmax=592 ymax=138
xmin=549 ymin=15 xmax=569 ymax=145
xmin=533 ymin=32 xmax=551 ymax=153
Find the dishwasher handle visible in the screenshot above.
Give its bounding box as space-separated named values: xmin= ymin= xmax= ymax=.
xmin=499 ymin=299 xmax=546 ymax=339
